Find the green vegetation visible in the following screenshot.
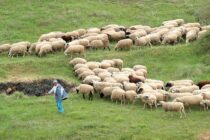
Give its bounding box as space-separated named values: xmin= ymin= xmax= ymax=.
xmin=0 ymin=0 xmax=210 ymax=140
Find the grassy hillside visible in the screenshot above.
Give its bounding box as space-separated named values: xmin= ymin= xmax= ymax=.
xmin=1 ymin=0 xmax=210 ymax=140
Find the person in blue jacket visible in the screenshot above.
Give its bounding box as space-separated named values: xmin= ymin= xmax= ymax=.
xmin=48 ymin=80 xmax=68 ymax=113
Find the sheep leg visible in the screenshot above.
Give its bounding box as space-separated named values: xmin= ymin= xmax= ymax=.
xmin=107 ymin=46 xmax=111 ymax=51
xmin=143 ymin=103 xmax=146 ymax=109
xmin=179 ymin=111 xmax=183 ymax=119
xmin=82 ymin=94 xmax=85 ymax=99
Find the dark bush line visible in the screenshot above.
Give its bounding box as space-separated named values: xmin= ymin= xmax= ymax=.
xmin=0 ymin=79 xmax=76 ymax=96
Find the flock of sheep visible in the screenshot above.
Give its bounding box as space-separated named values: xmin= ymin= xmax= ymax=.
xmin=72 ymin=57 xmax=210 ymax=118
xmin=0 ymin=19 xmax=210 ymax=57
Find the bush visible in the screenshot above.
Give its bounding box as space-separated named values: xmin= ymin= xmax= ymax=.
xmin=194 ymin=4 xmax=210 ymax=25
xmin=194 ymin=31 xmax=210 ymax=54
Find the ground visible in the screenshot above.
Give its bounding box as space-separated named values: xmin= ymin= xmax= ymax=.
xmin=0 ymin=0 xmax=210 ymax=140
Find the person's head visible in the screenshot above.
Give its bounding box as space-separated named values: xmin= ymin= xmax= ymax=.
xmin=53 ymin=80 xmax=58 ymax=86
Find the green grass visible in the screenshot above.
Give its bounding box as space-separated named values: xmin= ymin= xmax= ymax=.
xmin=1 ymin=93 xmax=210 ymax=140
xmin=0 ymin=0 xmax=210 ymax=140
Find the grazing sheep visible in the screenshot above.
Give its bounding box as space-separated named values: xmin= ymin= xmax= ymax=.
xmin=38 ymin=44 xmax=53 ymax=56
xmin=114 ymin=39 xmax=133 ymax=51
xmin=201 ymin=84 xmax=210 ymax=90
xmin=147 ymin=33 xmax=161 ymax=44
xmin=133 ymin=65 xmax=147 ymax=71
xmin=174 ymin=95 xmax=203 ymax=111
xmin=89 ymin=40 xmax=110 ymax=50
xmin=112 ymin=59 xmax=123 ymax=70
xmin=197 ymin=81 xmax=210 ymax=89
xmin=74 ymin=67 xmax=90 ymax=76
xmin=125 ymin=90 xmax=137 ymax=104
xmin=200 ymin=100 xmax=210 ymax=110
xmin=100 ymin=86 xmax=120 ymax=98
xmin=135 ymin=36 xmax=151 ymax=47
xmin=123 ymin=81 xmax=137 ymax=91
xmin=113 ymin=75 xmax=129 ymax=84
xmin=202 ymin=92 xmax=210 ymax=100
xmin=111 ymin=88 xmax=126 ymax=104
xmin=186 ymin=30 xmax=198 ymax=43
xmin=165 ymin=80 xmax=193 ymax=88
xmin=93 ymin=68 xmax=108 ymax=75
xmin=8 ymin=45 xmax=28 ymax=57
xmin=87 ymin=28 xmax=101 ymax=34
xmin=78 ymin=70 xmax=95 ymax=80
xmin=76 ymin=84 xmax=94 ymax=100
xmin=100 ymin=62 xmax=112 ymax=69
xmin=107 ymin=67 xmax=120 ymax=73
xmin=170 ymin=85 xmax=199 ymax=93
xmin=98 ymin=72 xmax=112 ymax=81
xmin=103 ymin=77 xmax=117 ymax=83
xmin=64 ymin=45 xmax=85 ymax=58
xmin=135 ymin=93 xmax=157 ymax=109
xmin=70 ymin=58 xmax=87 ymax=66
xmin=128 ymin=75 xmax=143 ymax=83
xmin=0 ymin=44 xmax=11 ymax=53
xmin=136 ymin=82 xmax=153 ymax=94
xmin=86 ymin=61 xmax=101 ymax=70
xmin=82 ymin=75 xmax=101 ymax=84
xmin=162 ymin=32 xmax=179 ymax=45
xmin=159 ymin=101 xmax=186 ymax=118
xmin=166 ymin=92 xmax=193 ymax=100
xmin=107 ymin=31 xmax=125 ymax=41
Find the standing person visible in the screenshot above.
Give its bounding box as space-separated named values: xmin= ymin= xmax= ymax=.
xmin=48 ymin=80 xmax=68 ymax=113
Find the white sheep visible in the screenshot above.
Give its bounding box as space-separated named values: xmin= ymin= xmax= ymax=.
xmin=64 ymin=45 xmax=85 ymax=58
xmin=159 ymin=101 xmax=186 ymax=118
xmin=112 ymin=59 xmax=123 ymax=70
xmin=70 ymin=58 xmax=87 ymax=66
xmin=111 ymin=88 xmax=126 ymax=104
xmin=186 ymin=30 xmax=198 ymax=43
xmin=82 ymin=75 xmax=101 ymax=84
xmin=174 ymin=95 xmax=203 ymax=111
xmin=76 ymin=84 xmax=94 ymax=100
xmin=200 ymin=100 xmax=210 ymax=110
xmin=38 ymin=43 xmax=53 ymax=56
xmin=100 ymin=86 xmax=120 ymax=98
xmin=135 ymin=93 xmax=157 ymax=109
xmin=114 ymin=39 xmax=133 ymax=50
xmin=0 ymin=44 xmax=11 ymax=53
xmin=89 ymin=39 xmax=110 ymax=50
xmin=123 ymin=81 xmax=137 ymax=91
xmin=8 ymin=45 xmax=28 ymax=57
xmin=125 ymin=90 xmax=137 ymax=104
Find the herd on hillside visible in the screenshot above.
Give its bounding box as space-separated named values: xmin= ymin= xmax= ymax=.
xmin=71 ymin=57 xmax=210 ymax=118
xmin=0 ymin=19 xmax=210 ymax=57
xmin=1 ymin=19 xmax=210 ymax=118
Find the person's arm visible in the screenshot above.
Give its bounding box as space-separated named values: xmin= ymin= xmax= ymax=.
xmin=48 ymin=86 xmax=56 ymax=94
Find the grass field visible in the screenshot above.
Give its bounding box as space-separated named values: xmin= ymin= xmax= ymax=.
xmin=0 ymin=0 xmax=210 ymax=140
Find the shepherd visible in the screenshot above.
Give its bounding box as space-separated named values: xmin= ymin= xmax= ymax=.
xmin=48 ymin=80 xmax=68 ymax=113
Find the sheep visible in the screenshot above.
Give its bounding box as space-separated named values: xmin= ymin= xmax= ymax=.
xmin=38 ymin=43 xmax=53 ymax=56
xmin=113 ymin=75 xmax=129 ymax=84
xmin=112 ymin=59 xmax=123 ymax=70
xmin=123 ymin=81 xmax=137 ymax=91
xmin=87 ymin=28 xmax=101 ymax=34
xmin=75 ymin=28 xmax=87 ymax=37
xmin=198 ymin=30 xmax=207 ymax=39
xmin=8 ymin=45 xmax=28 ymax=57
xmin=100 ymin=62 xmax=112 ymax=69
xmin=165 ymin=80 xmax=193 ymax=88
xmin=64 ymin=45 xmax=85 ymax=58
xmin=0 ymin=44 xmax=11 ymax=53
xmin=98 ymin=72 xmax=112 ymax=81
xmin=114 ymin=39 xmax=133 ymax=50
xmin=91 ymin=80 xmax=122 ymax=93
xmin=165 ymin=92 xmax=193 ymax=100
xmin=74 ymin=64 xmax=88 ymax=71
xmin=202 ymin=25 xmax=210 ymax=30
xmin=170 ymin=85 xmax=199 ymax=93
xmin=147 ymin=33 xmax=161 ymax=44
xmin=159 ymin=101 xmax=186 ymax=118
xmin=111 ymin=88 xmax=126 ymax=104
xmin=39 ymin=31 xmax=65 ymax=41
xmin=174 ymin=95 xmax=203 ymax=111
xmin=101 ymin=60 xmax=115 ymax=67
xmin=133 ymin=65 xmax=147 ymax=71
xmin=70 ymin=58 xmax=87 ymax=66
xmin=89 ymin=39 xmax=110 ymax=50
xmin=202 ymin=92 xmax=210 ymax=100
xmin=125 ymin=90 xmax=137 ymax=104
xmin=107 ymin=67 xmax=120 ymax=73
xmin=11 ymin=41 xmax=31 ymax=49
xmin=186 ymin=30 xmax=198 ymax=43
xmin=136 ymin=82 xmax=154 ymax=94
xmin=103 ymin=77 xmax=117 ymax=83
xmin=75 ymin=67 xmax=91 ymax=76
xmin=65 ymin=31 xmax=79 ymax=40
xmin=76 ymin=84 xmax=94 ymax=100
xmin=200 ymin=100 xmax=210 ymax=110
xmin=135 ymin=93 xmax=157 ymax=109
xmin=135 ymin=36 xmax=151 ymax=47
xmin=82 ymin=75 xmax=101 ymax=84
xmin=201 ymin=84 xmax=210 ymax=90
xmin=100 ymin=86 xmax=120 ymax=98
xmin=128 ymin=75 xmax=144 ymax=83
xmin=28 ymin=43 xmax=37 ymax=54
xmin=86 ymin=61 xmax=101 ymax=70
xmin=107 ymin=31 xmax=125 ymax=41
xmin=92 ymin=68 xmax=108 ymax=75
xmin=162 ymin=32 xmax=179 ymax=45
xmin=50 ymin=39 xmax=66 ymax=51
xmin=197 ymin=81 xmax=210 ymax=89
xmin=78 ymin=70 xmax=95 ymax=80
